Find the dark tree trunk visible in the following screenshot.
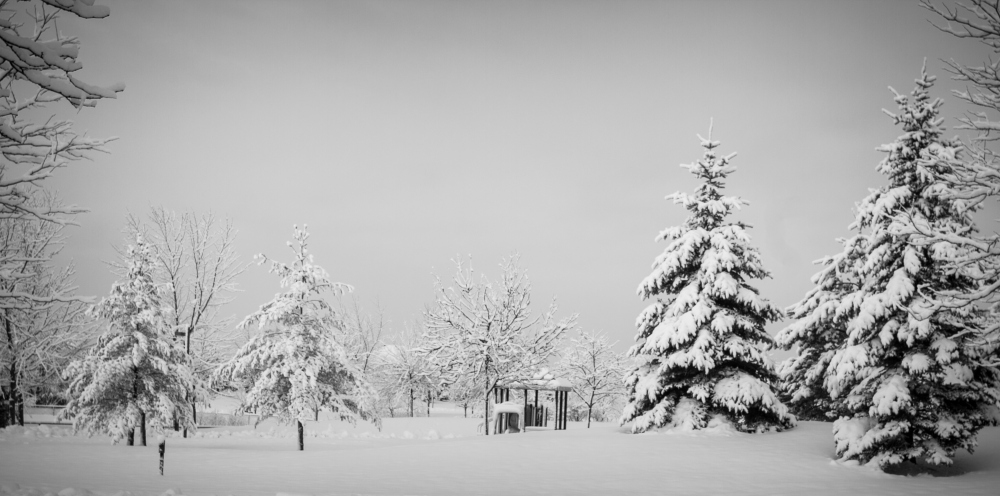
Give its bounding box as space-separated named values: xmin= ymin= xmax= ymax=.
xmin=409 ymin=388 xmax=414 ymax=417
xmin=315 ymin=408 xmax=319 ymax=421
xmin=140 ymin=411 xmax=147 ymax=446
xmin=127 ymin=428 xmax=134 ymax=446
xmin=297 ymin=420 xmax=304 ymax=451
xmin=5 ymin=313 xmax=23 ymax=427
xmin=484 ymin=382 xmax=490 ymax=436
xmin=426 ymin=390 xmax=431 ymax=417
xmin=587 ymin=390 xmax=594 ymax=428
xmin=463 ymin=404 xmax=467 ymax=418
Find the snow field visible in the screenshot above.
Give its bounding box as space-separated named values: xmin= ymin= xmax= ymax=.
xmin=2 ymin=419 xmax=999 ymax=496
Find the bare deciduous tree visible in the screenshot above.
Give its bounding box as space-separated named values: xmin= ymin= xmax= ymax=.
xmin=558 ymin=330 xmax=626 ymax=428
xmin=118 ymin=207 xmax=246 ymax=433
xmin=0 ymin=192 xmax=92 ymax=427
xmin=423 ymin=254 xmax=576 ymax=435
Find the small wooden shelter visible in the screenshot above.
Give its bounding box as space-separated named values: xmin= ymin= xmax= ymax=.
xmin=490 ymin=369 xmax=572 ymax=434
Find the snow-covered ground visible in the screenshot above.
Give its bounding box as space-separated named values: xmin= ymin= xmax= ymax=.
xmin=2 ymin=404 xmax=999 ymax=496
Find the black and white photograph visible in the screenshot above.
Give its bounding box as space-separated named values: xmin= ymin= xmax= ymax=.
xmin=1 ymin=1 xmax=1000 ymax=495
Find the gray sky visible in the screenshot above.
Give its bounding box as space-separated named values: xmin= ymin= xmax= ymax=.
xmin=50 ymin=0 xmax=997 ymax=354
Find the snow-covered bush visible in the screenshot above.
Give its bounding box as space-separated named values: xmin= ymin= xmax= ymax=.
xmin=621 ymin=124 xmax=793 ymax=434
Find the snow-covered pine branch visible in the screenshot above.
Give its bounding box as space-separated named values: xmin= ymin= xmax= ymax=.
xmin=62 ymin=234 xmax=200 ymax=446
xmin=622 ymin=123 xmax=793 ymax=434
xmin=212 ymin=225 xmax=378 ymax=450
xmin=423 ymin=254 xmax=576 ymax=434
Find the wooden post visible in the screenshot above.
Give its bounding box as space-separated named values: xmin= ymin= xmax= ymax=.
xmin=563 ymin=391 xmax=569 ymax=430
xmin=560 ymin=391 xmax=566 ymax=430
xmin=158 ymin=437 xmax=165 ymax=475
xmin=297 ymin=420 xmax=304 ymax=451
xmin=533 ymin=390 xmax=538 ymax=427
xmin=559 ymin=392 xmax=564 ymax=430
xmin=522 ymin=392 xmax=528 ymax=432
xmin=557 ymin=392 xmax=562 ymax=430
xmin=553 ymin=392 xmax=559 ymax=430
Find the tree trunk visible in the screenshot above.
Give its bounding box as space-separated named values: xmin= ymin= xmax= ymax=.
xmin=297 ymin=420 xmax=304 ymax=451
xmin=5 ymin=313 xmax=22 ymax=427
xmin=140 ymin=411 xmax=147 ymax=446
xmin=409 ymin=388 xmax=414 ymax=417
xmin=463 ymin=404 xmax=467 ymax=418
xmin=130 ymin=367 xmax=139 ymax=445
xmin=127 ymin=428 xmax=134 ymax=446
xmin=426 ymin=390 xmax=431 ymax=417
xmin=315 ymin=408 xmax=319 ymax=421
xmin=588 ymin=390 xmax=595 ymax=428
xmin=484 ymin=383 xmax=489 ymax=436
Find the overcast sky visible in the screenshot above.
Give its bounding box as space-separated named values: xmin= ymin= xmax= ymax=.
xmin=49 ymin=0 xmax=997 ymax=355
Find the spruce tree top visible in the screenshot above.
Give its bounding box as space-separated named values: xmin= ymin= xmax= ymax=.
xmin=854 ymin=68 xmax=969 ymax=233
xmin=634 ymin=125 xmax=781 ymax=364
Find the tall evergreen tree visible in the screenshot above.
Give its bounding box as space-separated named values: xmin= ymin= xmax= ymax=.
xmin=621 ymin=125 xmax=793 ymax=433
xmin=62 ymin=234 xmax=198 ymax=445
xmin=213 ymin=225 xmax=377 ymax=451
xmin=785 ymin=68 xmax=1000 ymax=469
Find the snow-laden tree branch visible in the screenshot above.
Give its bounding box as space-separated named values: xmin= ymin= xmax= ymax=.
xmin=0 ymin=0 xmax=123 ymax=226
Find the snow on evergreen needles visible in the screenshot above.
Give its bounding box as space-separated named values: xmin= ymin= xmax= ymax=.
xmin=62 ymin=234 xmax=200 ymax=443
xmin=621 ymin=123 xmax=793 ymax=434
xmin=778 ymin=67 xmax=1000 ymax=469
xmin=212 ymin=225 xmax=378 ymax=431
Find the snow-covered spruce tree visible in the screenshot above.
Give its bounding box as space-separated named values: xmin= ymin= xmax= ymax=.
xmin=819 ymin=69 xmax=1000 ymax=469
xmin=62 ymin=234 xmax=198 ymax=446
xmin=621 ymin=125 xmax=793 ymax=434
xmin=212 ymin=225 xmax=377 ymax=451
xmin=775 ymin=235 xmax=869 ymax=421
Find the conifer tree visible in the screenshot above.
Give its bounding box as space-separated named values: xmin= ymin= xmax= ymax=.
xmin=775 ymin=235 xmax=868 ymax=421
xmin=809 ymin=68 xmax=1000 ymax=469
xmin=213 ymin=225 xmax=377 ymax=450
xmin=62 ymin=234 xmax=198 ymax=445
xmin=621 ymin=124 xmax=793 ymax=433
